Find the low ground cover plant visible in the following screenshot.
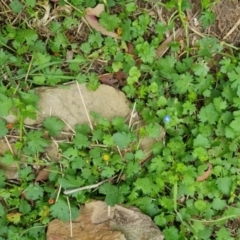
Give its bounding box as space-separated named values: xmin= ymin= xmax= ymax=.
xmin=1 ymin=0 xmax=240 ymax=239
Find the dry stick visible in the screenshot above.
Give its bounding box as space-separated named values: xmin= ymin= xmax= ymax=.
xmin=64 ymin=178 xmax=111 ymax=195
xmin=156 ymin=11 xmax=201 ymax=58
xmin=76 ymin=81 xmax=94 ymax=131
xmin=66 ymin=197 xmax=73 ymax=238
xmin=24 ymin=56 xmax=34 ymax=83
xmin=60 ymin=118 xmax=76 ymax=134
xmin=188 ymin=25 xmax=205 ymax=38
xmin=0 ymin=0 xmax=11 ymax=10
xmin=108 ymin=206 xmax=111 ymax=218
xmin=77 ymin=22 xmax=83 ymax=35
xmin=4 ymin=136 xmax=14 ymax=154
xmin=223 ymin=17 xmax=240 ymax=40
xmin=128 ymin=102 xmax=136 ymax=129
xmin=56 ymin=162 xmax=64 ymax=202
xmin=39 ymin=2 xmax=51 ymax=25
xmin=156 ymin=28 xmax=183 ymax=58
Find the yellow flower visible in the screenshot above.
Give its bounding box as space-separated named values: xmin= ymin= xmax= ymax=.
xmin=7 ymin=212 xmax=22 ymax=224
xmin=102 ymin=154 xmax=110 ymax=161
xmin=117 ymin=27 xmax=123 ymax=36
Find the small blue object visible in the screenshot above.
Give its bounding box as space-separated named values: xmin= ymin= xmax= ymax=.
xmin=163 ymin=115 xmax=171 ymax=123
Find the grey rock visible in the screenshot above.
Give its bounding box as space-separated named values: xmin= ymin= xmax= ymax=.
xmin=47 ymin=201 xmax=164 ymax=240
xmin=34 ymin=83 xmax=131 ymax=130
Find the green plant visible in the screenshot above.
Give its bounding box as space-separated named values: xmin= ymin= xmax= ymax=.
xmin=1 ymin=0 xmax=240 ymax=239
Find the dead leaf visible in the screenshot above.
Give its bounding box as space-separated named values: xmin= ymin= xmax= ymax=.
xmin=83 ymin=4 xmax=120 ymax=39
xmin=196 ymin=163 xmax=212 ymax=182
xmin=114 ymin=70 xmax=127 ymax=81
xmin=35 ymin=167 xmax=50 ymax=182
xmin=98 ymin=73 xmax=118 ymax=86
xmin=86 ymin=4 xmax=104 ymax=17
xmin=114 ymin=70 xmax=127 ymax=86
xmin=155 ymin=28 xmax=183 ymax=58
xmin=66 ymin=50 xmax=73 ymax=61
xmin=126 ymin=42 xmax=134 ymax=55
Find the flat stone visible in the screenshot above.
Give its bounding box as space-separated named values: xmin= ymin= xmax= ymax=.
xmin=4 ymin=83 xmax=131 ymax=130
xmin=33 ymin=83 xmax=131 ymax=130
xmin=47 ymin=201 xmax=126 ymax=240
xmin=47 ymin=201 xmax=164 ymax=240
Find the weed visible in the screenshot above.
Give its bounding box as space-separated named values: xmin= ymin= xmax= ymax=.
xmin=1 ymin=0 xmax=240 ymax=239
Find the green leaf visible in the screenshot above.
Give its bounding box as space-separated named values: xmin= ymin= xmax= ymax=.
xmin=192 ymin=221 xmax=205 ymax=233
xmin=0 ymin=94 xmax=13 ymax=117
xmin=73 ymin=133 xmax=90 ymax=149
xmin=126 ymin=2 xmax=136 ymax=12
xmin=125 ymin=161 xmax=141 ymax=178
xmin=0 ymin=203 xmax=5 ymax=217
xmin=24 ymin=184 xmax=44 ymax=200
xmin=127 ymin=66 xmax=141 ymax=84
xmin=26 ymin=0 xmax=36 ymax=7
xmin=135 ymin=41 xmax=155 ymax=63
xmin=134 ymin=177 xmax=154 ymax=195
xmin=192 ymin=63 xmax=209 ymax=76
xmin=198 ymin=103 xmax=219 ymax=124
xmin=194 ymin=200 xmax=207 ymax=212
xmin=216 ymin=227 xmax=233 ymax=240
xmin=112 ymin=132 xmax=132 ymax=149
xmin=148 ymin=82 xmax=158 ymax=93
xmin=33 ymin=75 xmax=46 ymax=85
xmin=50 ymin=198 xmax=79 ymax=221
xmin=163 ymin=226 xmax=180 ymax=240
xmin=227 ymin=66 xmax=240 ymax=97
xmin=193 ymin=147 xmax=208 ymax=162
xmin=9 ymin=0 xmax=23 ymax=13
xmin=19 ymin=166 xmax=34 ymax=181
xmin=0 ymin=152 xmax=15 ymax=165
xmin=193 ymin=134 xmax=210 ymax=148
xmin=225 ymin=126 xmax=235 ymax=139
xmin=99 ymin=183 xmax=129 ymax=206
xmin=182 ymin=101 xmax=196 ymax=115
xmin=24 ymin=130 xmax=50 ymax=154
xmin=99 ymin=12 xmax=121 ymax=31
xmin=157 ymin=96 xmax=167 ymax=107
xmin=212 ymin=198 xmax=226 ymax=210
xmin=0 ymin=49 xmax=9 ymax=65
xmin=0 ymin=170 xmax=6 ymax=188
xmin=159 ymin=196 xmax=174 ymax=211
xmin=173 ymin=72 xmax=193 ymax=94
xmin=145 ymin=123 xmax=161 ymax=138
xmin=213 ymin=97 xmax=227 ymax=113
xmin=0 ymin=119 xmax=8 ymax=137
xmin=75 ymin=124 xmax=91 ymax=135
xmin=154 ymin=213 xmax=167 ymax=227
xmin=19 ymin=199 xmax=31 ymax=214
xmin=216 ymin=177 xmax=232 ymax=195
xmin=43 ymin=117 xmax=65 ymax=136
xmin=58 ymin=176 xmax=83 ymax=189
xmin=28 ymin=223 xmax=46 ymax=239
xmin=112 ymin=62 xmax=123 ymax=72
xmin=63 ymin=147 xmax=79 ymax=161
xmin=101 ymin=166 xmax=115 ymax=178
xmin=197 ymin=37 xmax=223 ymax=58
xmin=199 ymin=10 xmax=216 ymax=29
xmin=229 ymin=117 xmax=240 ymax=133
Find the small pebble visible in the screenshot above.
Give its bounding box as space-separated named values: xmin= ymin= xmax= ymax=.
xmin=163 ymin=115 xmax=171 ymax=123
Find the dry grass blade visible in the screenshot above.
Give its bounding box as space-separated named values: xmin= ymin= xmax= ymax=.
xmin=223 ymin=17 xmax=240 ymax=40
xmin=196 ymin=163 xmax=212 ymax=182
xmin=76 ymin=81 xmax=93 ymax=131
xmin=155 ymin=28 xmax=183 ymax=58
